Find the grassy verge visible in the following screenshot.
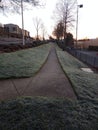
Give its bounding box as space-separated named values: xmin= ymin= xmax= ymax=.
xmin=0 ymin=44 xmax=51 ymax=79
xmin=55 ymin=45 xmax=98 ymax=129
xmin=56 ymin=47 xmax=98 ymax=101
xmin=0 ymin=97 xmax=98 ymax=130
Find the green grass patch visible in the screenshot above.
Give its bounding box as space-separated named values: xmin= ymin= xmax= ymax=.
xmin=0 ymin=97 xmax=98 ymax=130
xmin=56 ymin=48 xmax=98 ymax=101
xmin=0 ymin=44 xmax=51 ymax=79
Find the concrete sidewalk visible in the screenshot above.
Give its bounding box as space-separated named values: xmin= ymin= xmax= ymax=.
xmin=0 ymin=43 xmax=76 ymax=100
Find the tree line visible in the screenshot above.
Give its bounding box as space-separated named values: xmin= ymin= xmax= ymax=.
xmin=0 ymin=0 xmax=76 ymax=46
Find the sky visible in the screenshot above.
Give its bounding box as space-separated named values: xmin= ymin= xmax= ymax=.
xmin=77 ymin=0 xmax=98 ymax=39
xmin=0 ymin=0 xmax=98 ymax=39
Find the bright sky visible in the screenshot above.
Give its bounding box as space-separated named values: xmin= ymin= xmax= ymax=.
xmin=0 ymin=0 xmax=98 ymax=39
xmin=77 ymin=0 xmax=98 ymax=39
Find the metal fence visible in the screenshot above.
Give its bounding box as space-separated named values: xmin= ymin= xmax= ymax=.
xmin=67 ymin=49 xmax=98 ymax=68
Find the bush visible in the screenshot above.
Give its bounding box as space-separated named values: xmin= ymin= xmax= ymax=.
xmin=0 ymin=41 xmax=47 ymax=53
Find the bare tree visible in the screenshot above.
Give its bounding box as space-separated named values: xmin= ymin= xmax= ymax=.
xmin=41 ymin=23 xmax=47 ymax=40
xmin=55 ymin=0 xmax=76 ymax=45
xmin=33 ymin=17 xmax=42 ymax=40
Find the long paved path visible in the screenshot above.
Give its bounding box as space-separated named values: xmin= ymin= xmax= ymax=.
xmin=0 ymin=43 xmax=76 ymax=100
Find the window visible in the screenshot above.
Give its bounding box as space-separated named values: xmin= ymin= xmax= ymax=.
xmin=13 ymin=27 xmax=16 ymax=31
xmin=4 ymin=27 xmax=9 ymax=32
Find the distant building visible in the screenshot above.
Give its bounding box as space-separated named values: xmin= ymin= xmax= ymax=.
xmin=4 ymin=24 xmax=22 ymax=34
xmin=76 ymin=39 xmax=98 ymax=49
xmin=24 ymin=30 xmax=30 ymax=37
xmin=0 ymin=23 xmax=4 ymax=28
xmin=4 ymin=23 xmax=30 ymax=38
xmin=0 ymin=23 xmax=4 ymax=36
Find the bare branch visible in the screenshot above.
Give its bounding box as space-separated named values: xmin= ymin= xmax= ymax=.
xmin=33 ymin=17 xmax=42 ymax=40
xmin=54 ymin=0 xmax=76 ymax=34
xmin=0 ymin=0 xmax=41 ymax=14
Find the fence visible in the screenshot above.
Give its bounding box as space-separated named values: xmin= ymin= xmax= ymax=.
xmin=67 ymin=49 xmax=98 ymax=68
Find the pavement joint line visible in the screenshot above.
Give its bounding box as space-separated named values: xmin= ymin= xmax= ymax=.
xmin=11 ymin=79 xmax=21 ymax=96
xmin=22 ymin=77 xmax=34 ymax=95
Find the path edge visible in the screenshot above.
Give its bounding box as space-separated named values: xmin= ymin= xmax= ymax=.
xmin=55 ymin=48 xmax=78 ymax=100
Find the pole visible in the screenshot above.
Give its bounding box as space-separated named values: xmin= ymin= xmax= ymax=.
xmin=21 ymin=0 xmax=25 ymax=45
xmin=76 ymin=5 xmax=78 ymax=48
xmin=76 ymin=4 xmax=83 ymax=48
xmin=0 ymin=0 xmax=2 ymax=8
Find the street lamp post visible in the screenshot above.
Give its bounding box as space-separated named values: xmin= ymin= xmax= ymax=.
xmin=76 ymin=4 xmax=83 ymax=48
xmin=21 ymin=0 xmax=25 ymax=45
xmin=0 ymin=0 xmax=3 ymax=8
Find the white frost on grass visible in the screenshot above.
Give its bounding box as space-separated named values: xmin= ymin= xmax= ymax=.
xmin=56 ymin=49 xmax=98 ymax=101
xmin=0 ymin=44 xmax=51 ymax=79
xmin=81 ymin=68 xmax=94 ymax=73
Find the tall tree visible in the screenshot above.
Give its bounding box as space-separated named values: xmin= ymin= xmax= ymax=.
xmin=53 ymin=21 xmax=63 ymax=40
xmin=33 ymin=17 xmax=42 ymax=40
xmin=55 ymin=0 xmax=76 ymax=45
xmin=41 ymin=23 xmax=46 ymax=40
